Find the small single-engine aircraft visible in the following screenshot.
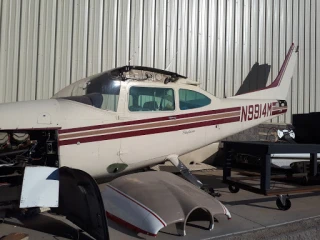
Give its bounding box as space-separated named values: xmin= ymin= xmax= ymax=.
xmin=0 ymin=44 xmax=298 ymax=239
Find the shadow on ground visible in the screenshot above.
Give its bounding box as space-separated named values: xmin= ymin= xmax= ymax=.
xmin=4 ymin=213 xmax=91 ymax=240
xmin=4 ymin=211 xmax=144 ymax=240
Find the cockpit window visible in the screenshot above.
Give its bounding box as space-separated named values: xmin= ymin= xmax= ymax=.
xmin=129 ymin=87 xmax=175 ymax=112
xmin=179 ymin=89 xmax=211 ymax=110
xmin=58 ymin=70 xmax=121 ymax=112
xmin=86 ymin=73 xmax=121 ymax=111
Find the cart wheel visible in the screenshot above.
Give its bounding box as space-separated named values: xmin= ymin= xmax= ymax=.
xmin=228 ymin=185 xmax=240 ymax=193
xmin=276 ymin=198 xmax=291 ymax=211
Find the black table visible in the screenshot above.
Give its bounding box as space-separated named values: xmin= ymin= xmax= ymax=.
xmin=222 ymin=141 xmax=320 ymax=210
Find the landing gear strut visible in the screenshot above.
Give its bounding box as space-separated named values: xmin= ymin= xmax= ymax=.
xmin=166 ymin=155 xmax=221 ymax=197
xmin=276 ymin=194 xmax=291 ymax=211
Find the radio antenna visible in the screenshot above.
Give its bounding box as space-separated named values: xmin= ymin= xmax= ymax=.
xmin=128 ymin=46 xmax=140 ymax=66
xmin=165 ymin=50 xmax=179 ymax=71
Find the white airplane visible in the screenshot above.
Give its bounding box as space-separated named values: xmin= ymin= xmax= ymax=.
xmin=0 ymin=44 xmax=298 ymax=239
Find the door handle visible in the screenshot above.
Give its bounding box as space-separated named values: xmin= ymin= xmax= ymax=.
xmin=168 ymin=116 xmax=176 ymax=120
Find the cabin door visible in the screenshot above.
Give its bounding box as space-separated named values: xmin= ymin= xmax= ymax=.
xmin=119 ymin=85 xmax=178 ymax=165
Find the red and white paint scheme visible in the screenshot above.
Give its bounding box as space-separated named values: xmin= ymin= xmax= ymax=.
xmin=0 ymin=44 xmax=297 ymax=180
xmin=0 ymin=44 xmax=298 ymax=239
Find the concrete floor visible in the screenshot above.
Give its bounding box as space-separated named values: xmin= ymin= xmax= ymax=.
xmin=1 ymin=169 xmax=320 ymax=240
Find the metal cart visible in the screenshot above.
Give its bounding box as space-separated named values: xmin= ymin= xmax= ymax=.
xmin=222 ymin=141 xmax=320 ymax=210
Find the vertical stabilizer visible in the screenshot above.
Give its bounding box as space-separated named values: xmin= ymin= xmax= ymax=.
xmin=230 ymin=43 xmax=298 ymax=100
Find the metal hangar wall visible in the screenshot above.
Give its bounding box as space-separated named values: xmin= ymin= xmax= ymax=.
xmin=0 ymin=0 xmax=319 ymax=123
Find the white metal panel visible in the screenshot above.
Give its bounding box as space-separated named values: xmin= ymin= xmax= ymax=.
xmin=117 ymin=0 xmax=131 ymax=66
xmin=265 ymin=0 xmax=273 ymax=85
xmin=303 ymin=0 xmax=311 ymax=114
xmin=0 ymin=0 xmax=3 ymax=100
xmin=129 ymin=0 xmax=143 ymax=66
xmin=54 ymin=0 xmax=73 ymax=94
xmin=154 ymin=0 xmax=166 ymax=69
xmin=271 ymin=0 xmax=280 ymax=123
xmin=291 ymin=0 xmax=300 ymax=116
xmin=216 ymin=0 xmax=226 ymax=98
xmin=0 ymin=0 xmax=1 ymax=41
xmin=316 ymin=0 xmax=320 ymax=112
xmin=250 ymin=0 xmax=259 ymax=92
xmin=278 ymin=0 xmax=286 ymax=123
xmin=142 ymin=0 xmax=155 ymax=67
xmin=102 ymin=0 xmax=118 ymax=70
xmin=309 ymin=0 xmax=316 ymax=113
xmin=71 ymin=0 xmax=89 ymax=82
xmin=258 ymin=0 xmax=266 ymax=70
xmin=176 ymin=0 xmax=188 ymax=76
xmin=225 ymin=0 xmax=234 ymax=97
xmin=0 ymin=0 xmax=319 ymax=124
xmin=206 ymin=0 xmax=218 ymax=95
xmin=186 ymin=0 xmax=198 ymax=80
xmin=165 ymin=0 xmax=178 ymax=72
xmin=298 ymin=0 xmax=305 ymax=114
xmin=20 ymin=167 xmax=59 ymax=208
xmin=242 ymin=0 xmax=251 ymax=84
xmin=36 ymin=0 xmax=57 ymax=100
xmin=87 ymin=0 xmax=103 ymax=76
xmin=285 ymin=0 xmax=293 ymax=122
xmin=272 ymin=0 xmax=280 ymax=81
xmin=0 ymin=0 xmax=21 ymax=103
xmin=18 ymin=0 xmax=40 ymax=101
xmin=197 ymin=0 xmax=208 ymax=89
xmin=233 ymin=0 xmax=243 ymax=94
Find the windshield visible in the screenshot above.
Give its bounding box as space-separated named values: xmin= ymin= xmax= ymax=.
xmin=58 ymin=70 xmax=121 ymax=112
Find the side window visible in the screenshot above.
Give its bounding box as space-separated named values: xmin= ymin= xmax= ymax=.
xmin=129 ymin=87 xmax=175 ymax=112
xmin=179 ymin=89 xmax=211 ymax=110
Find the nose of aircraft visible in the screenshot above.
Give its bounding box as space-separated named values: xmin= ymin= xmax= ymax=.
xmin=0 ymin=99 xmax=61 ymax=130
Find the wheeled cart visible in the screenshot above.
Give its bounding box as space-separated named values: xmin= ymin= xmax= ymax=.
xmin=222 ymin=141 xmax=320 ymax=210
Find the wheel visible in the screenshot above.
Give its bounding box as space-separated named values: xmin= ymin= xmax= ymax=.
xmin=228 ymin=185 xmax=240 ymax=193
xmin=276 ymin=198 xmax=291 ymax=211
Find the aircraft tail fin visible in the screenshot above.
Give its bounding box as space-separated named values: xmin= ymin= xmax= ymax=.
xmin=230 ymin=43 xmax=298 ymax=100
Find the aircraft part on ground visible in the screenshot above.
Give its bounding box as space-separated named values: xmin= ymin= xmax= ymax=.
xmin=102 ymin=171 xmax=231 ymax=236
xmin=20 ymin=166 xmax=59 ymax=208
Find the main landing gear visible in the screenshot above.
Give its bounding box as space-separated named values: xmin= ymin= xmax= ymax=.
xmin=166 ymin=155 xmax=221 ymax=197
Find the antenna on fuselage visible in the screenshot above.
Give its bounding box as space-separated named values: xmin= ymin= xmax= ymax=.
xmin=128 ymin=46 xmax=140 ymax=66
xmin=165 ymin=50 xmax=179 ymax=71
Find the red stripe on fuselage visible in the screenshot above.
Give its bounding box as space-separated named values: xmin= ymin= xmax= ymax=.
xmin=106 ymin=211 xmax=157 ymax=237
xmin=59 ymin=116 xmax=240 ymax=146
xmin=58 ymin=106 xmax=241 ymax=134
xmin=272 ymin=109 xmax=288 ymax=115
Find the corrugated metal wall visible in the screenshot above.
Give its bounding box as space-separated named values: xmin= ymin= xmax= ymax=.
xmin=0 ymin=0 xmax=319 ymax=123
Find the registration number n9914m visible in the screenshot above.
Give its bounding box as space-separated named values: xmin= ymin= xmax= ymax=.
xmin=240 ymin=103 xmax=273 ymax=122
